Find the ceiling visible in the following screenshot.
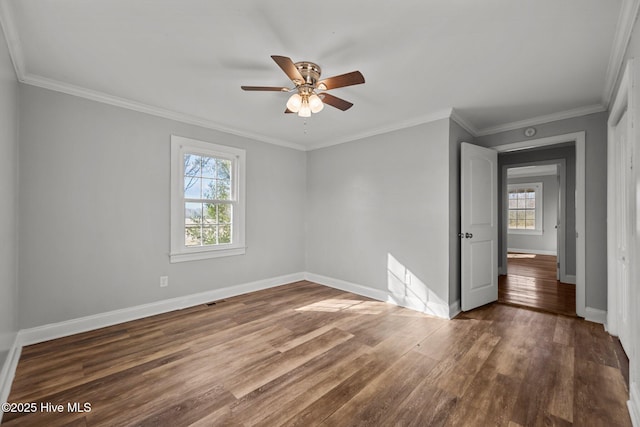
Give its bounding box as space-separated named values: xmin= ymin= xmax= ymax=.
xmin=0 ymin=0 xmax=629 ymax=150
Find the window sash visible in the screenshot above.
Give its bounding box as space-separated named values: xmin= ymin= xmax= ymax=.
xmin=507 ymin=182 xmax=543 ymax=234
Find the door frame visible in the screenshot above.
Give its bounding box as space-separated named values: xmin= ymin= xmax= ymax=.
xmin=493 ymin=132 xmax=586 ymax=318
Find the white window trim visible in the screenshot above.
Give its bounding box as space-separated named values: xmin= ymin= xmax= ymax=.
xmin=507 ymin=182 xmax=543 ymax=236
xmin=170 ymin=135 xmax=246 ymax=263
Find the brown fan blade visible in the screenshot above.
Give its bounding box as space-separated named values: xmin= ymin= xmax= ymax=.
xmin=241 ymin=86 xmax=290 ymax=91
xmin=317 ymin=71 xmax=365 ymax=90
xmin=319 ymin=93 xmax=354 ymax=111
xmin=285 ymin=108 xmax=294 ymax=114
xmin=271 ymin=55 xmax=305 ymax=84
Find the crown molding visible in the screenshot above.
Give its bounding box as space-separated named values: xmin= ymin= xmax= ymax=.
xmin=475 ymin=104 xmax=606 ymax=137
xmin=450 ymin=109 xmax=479 ymax=137
xmin=22 ymin=73 xmax=307 ymax=151
xmin=306 ymin=108 xmax=455 ymax=151
xmin=0 ymin=0 xmax=24 ymax=79
xmin=602 ymin=0 xmax=640 ymax=108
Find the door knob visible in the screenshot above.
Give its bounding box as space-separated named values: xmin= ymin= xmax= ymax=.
xmin=465 ymin=232 xmax=473 ymax=238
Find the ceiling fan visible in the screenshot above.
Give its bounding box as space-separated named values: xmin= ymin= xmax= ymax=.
xmin=241 ymin=55 xmax=365 ymax=117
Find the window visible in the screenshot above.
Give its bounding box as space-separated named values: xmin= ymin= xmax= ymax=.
xmin=507 ymin=182 xmax=543 ymax=235
xmin=170 ymin=135 xmax=245 ymax=262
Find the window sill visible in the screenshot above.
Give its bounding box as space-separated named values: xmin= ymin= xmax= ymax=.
xmin=170 ymin=246 xmax=246 ymax=263
xmin=508 ymin=229 xmax=543 ymax=236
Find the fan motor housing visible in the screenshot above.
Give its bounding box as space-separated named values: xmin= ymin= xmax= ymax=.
xmin=295 ymin=62 xmax=321 ymax=87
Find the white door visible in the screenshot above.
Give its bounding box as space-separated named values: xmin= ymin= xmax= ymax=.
xmin=461 ymin=143 xmax=498 ymax=311
xmin=612 ymin=110 xmax=631 ymax=354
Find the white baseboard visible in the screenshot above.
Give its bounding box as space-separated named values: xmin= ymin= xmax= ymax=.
xmin=508 ymin=248 xmax=557 ymax=256
xmin=304 ymin=272 xmax=389 ymax=301
xmin=19 ymin=272 xmax=305 ymax=347
xmin=584 ymin=307 xmax=607 ymax=325
xmin=629 ymin=382 xmax=640 ymax=427
xmin=305 ymin=272 xmax=451 ymax=319
xmin=562 ymin=274 xmax=576 ymax=285
xmin=0 ymin=334 xmax=21 ymax=423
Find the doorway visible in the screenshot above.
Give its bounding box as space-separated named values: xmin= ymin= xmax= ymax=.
xmin=498 ymin=161 xmax=576 ymax=316
xmin=492 ymin=132 xmax=585 ymax=317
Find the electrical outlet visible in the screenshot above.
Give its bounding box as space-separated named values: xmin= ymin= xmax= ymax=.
xmin=160 ymin=276 xmax=169 ymax=288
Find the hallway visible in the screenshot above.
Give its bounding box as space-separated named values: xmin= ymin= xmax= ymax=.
xmin=498 ymin=253 xmax=576 ymax=317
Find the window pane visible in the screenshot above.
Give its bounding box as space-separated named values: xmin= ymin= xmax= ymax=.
xmin=525 ymin=210 xmax=535 ymax=220
xmin=184 ymin=154 xmax=201 ymax=177
xmin=218 ymin=225 xmax=231 ymax=244
xmin=201 ymin=157 xmax=216 ymax=178
xmin=218 ymin=204 xmax=232 ymax=224
xmin=508 ymin=210 xmax=516 ymax=220
xmin=525 ymin=219 xmax=535 ymax=229
xmin=204 ymin=204 xmax=217 ymax=224
xmin=184 ymin=177 xmax=201 ymax=199
xmin=202 ymin=178 xmax=215 ymax=199
xmin=509 ymin=219 xmax=517 ymax=228
xmin=517 ymin=198 xmax=525 ymax=209
xmin=185 ymin=202 xmax=202 ymax=225
xmin=526 ymin=198 xmax=535 ymax=208
xmin=185 ymin=226 xmax=201 ymax=246
xmin=217 ymin=179 xmax=231 ymax=200
xmin=217 ymin=159 xmax=231 ymax=179
xmin=202 ymin=226 xmax=216 ymax=245
xmin=509 ymin=199 xmax=517 ymax=209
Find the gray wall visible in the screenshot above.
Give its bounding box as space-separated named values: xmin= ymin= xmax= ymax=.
xmin=0 ymin=27 xmax=19 ymax=361
xmin=18 ymin=85 xmax=307 ymax=328
xmin=476 ymin=112 xmax=608 ymax=310
xmin=506 ymin=174 xmax=558 ymax=254
xmin=306 ymin=119 xmax=453 ymax=314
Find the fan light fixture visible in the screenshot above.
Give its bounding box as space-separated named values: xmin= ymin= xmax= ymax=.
xmin=286 ymin=92 xmax=324 ymax=117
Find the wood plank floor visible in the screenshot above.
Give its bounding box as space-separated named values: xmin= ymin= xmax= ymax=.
xmin=499 ymin=253 xmax=577 ymax=316
xmin=3 ymin=281 xmax=630 ymax=426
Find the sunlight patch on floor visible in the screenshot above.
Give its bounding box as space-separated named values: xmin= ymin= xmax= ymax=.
xmin=508 ymin=253 xmax=537 ymax=259
xmin=295 ymin=299 xmax=386 ymax=314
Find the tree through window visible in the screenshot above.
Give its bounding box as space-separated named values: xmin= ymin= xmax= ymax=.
xmin=184 ymin=154 xmax=233 ymax=246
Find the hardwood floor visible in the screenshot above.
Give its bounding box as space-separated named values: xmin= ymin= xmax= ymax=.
xmin=3 ymin=281 xmax=630 ymax=426
xmin=499 ymin=253 xmax=577 ymax=316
